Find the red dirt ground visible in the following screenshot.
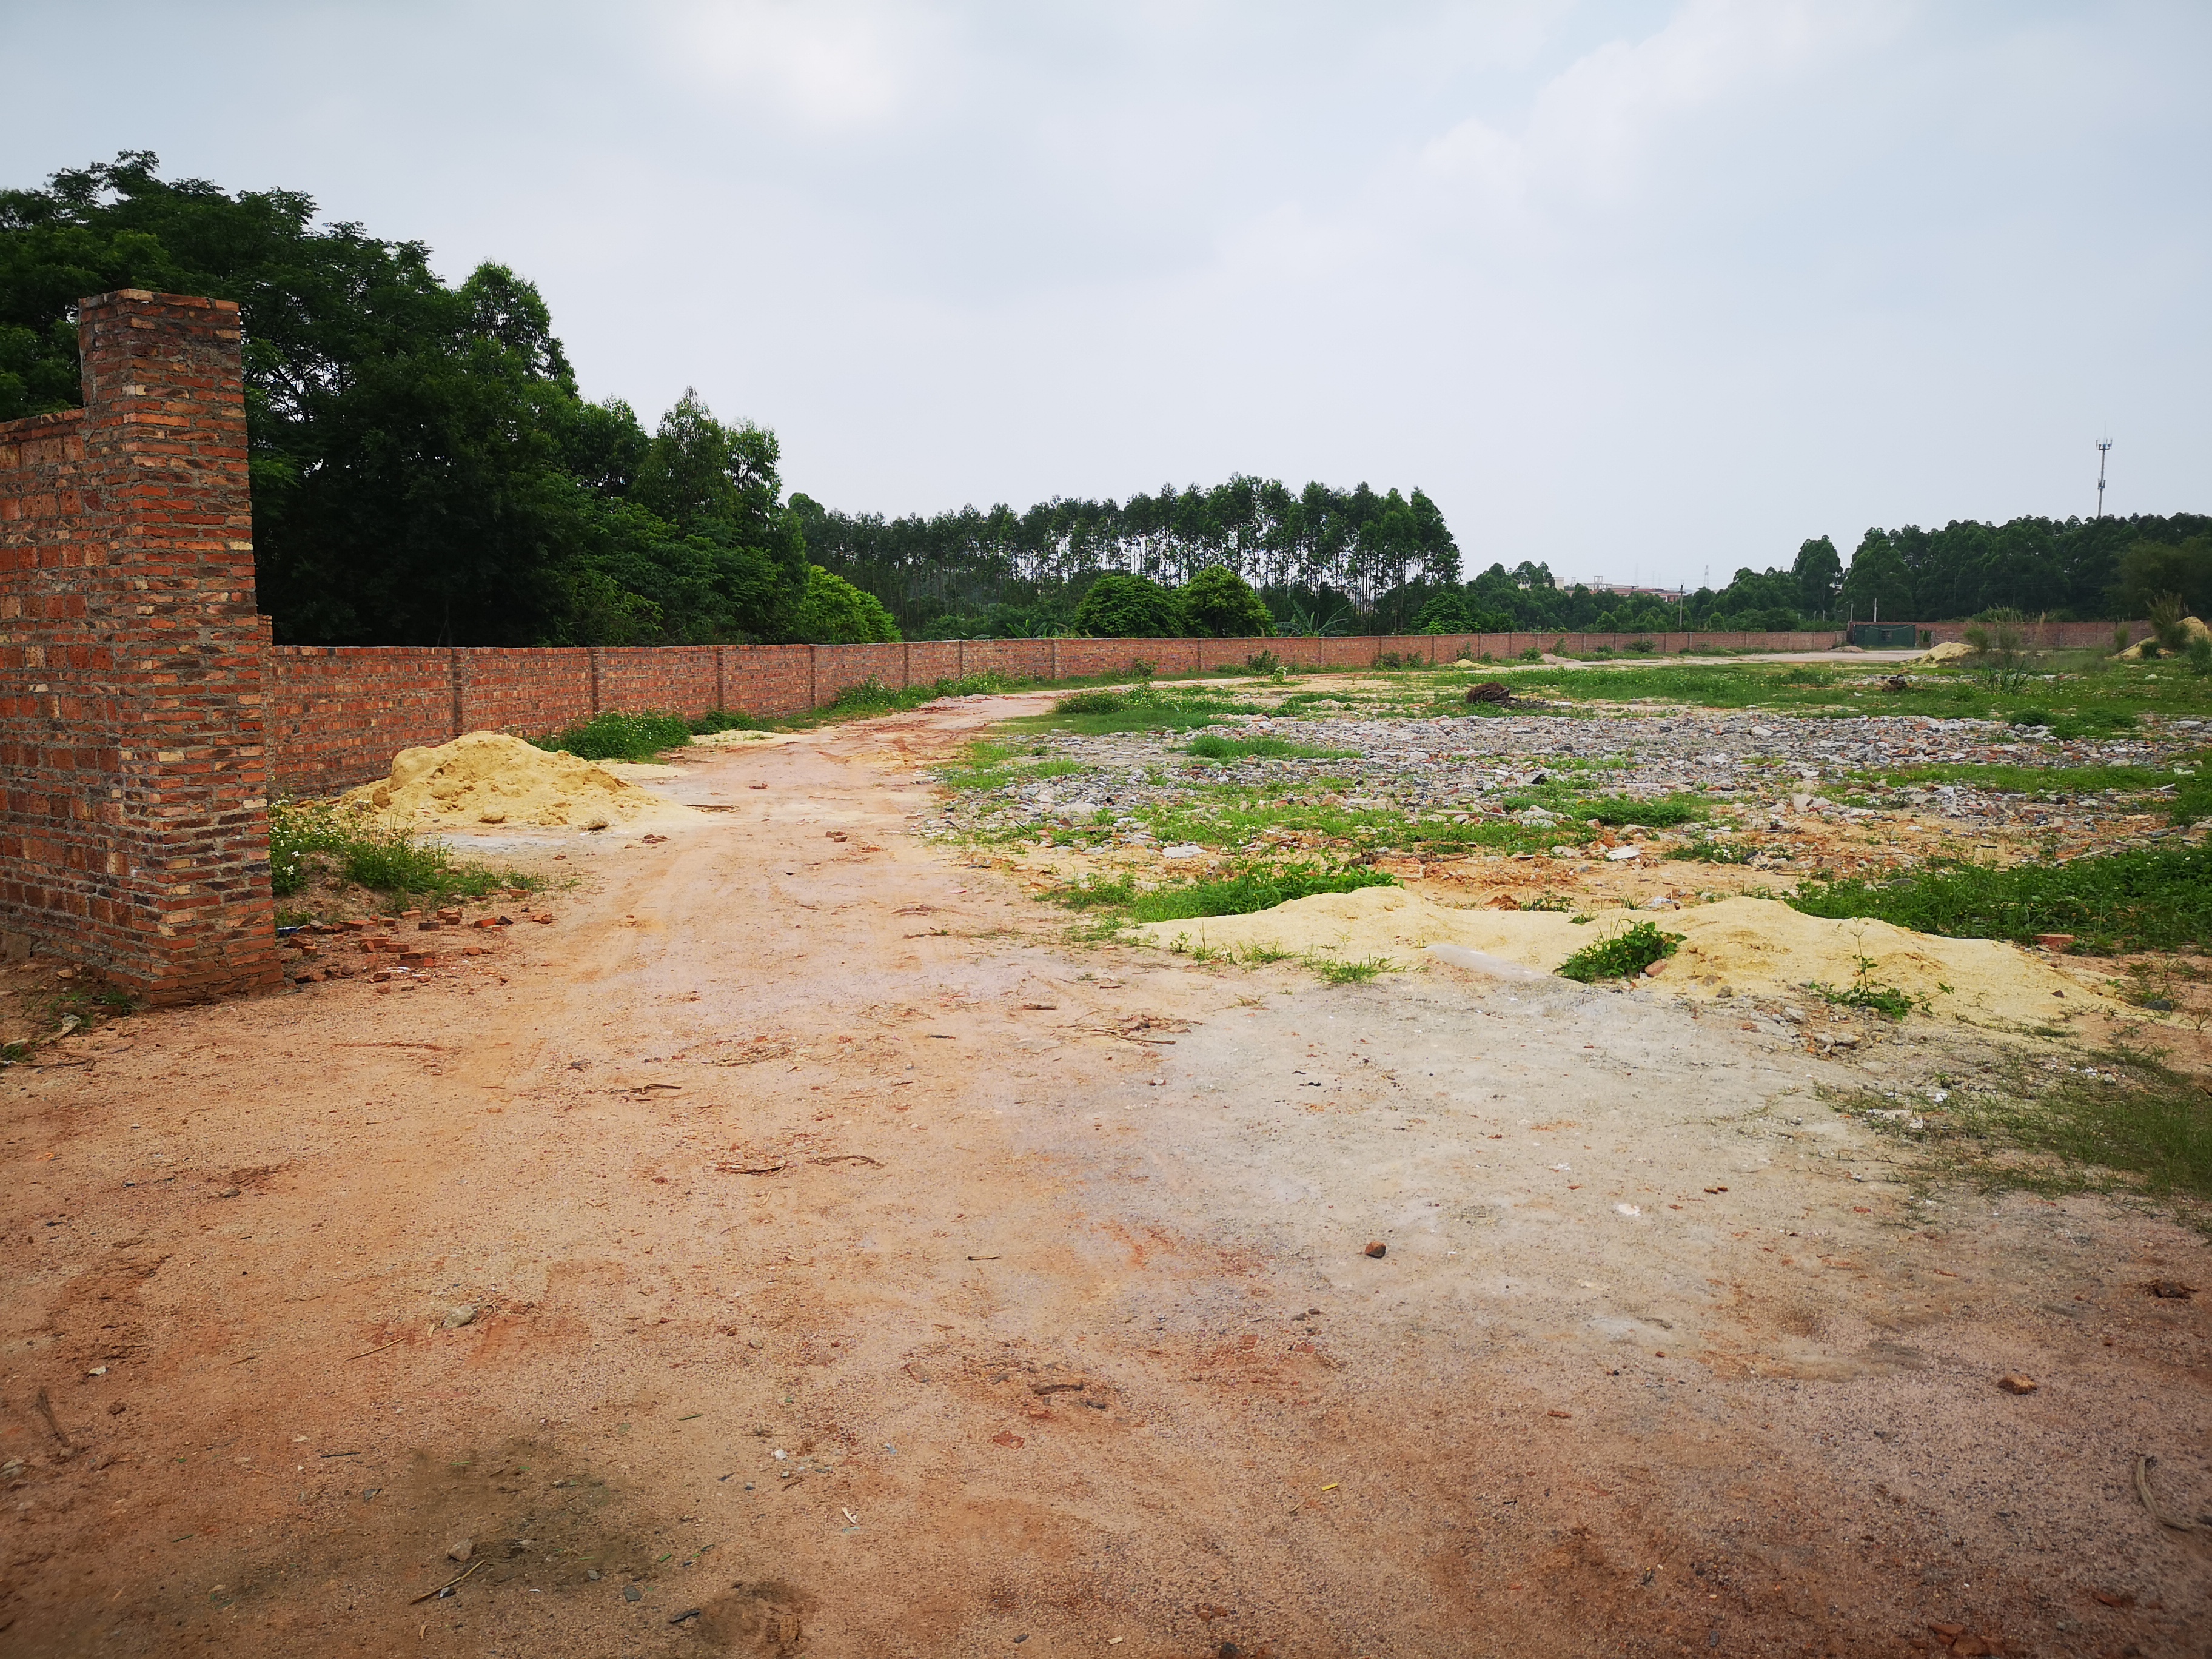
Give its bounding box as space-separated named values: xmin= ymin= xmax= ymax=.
xmin=4 ymin=697 xmax=2208 ymax=1658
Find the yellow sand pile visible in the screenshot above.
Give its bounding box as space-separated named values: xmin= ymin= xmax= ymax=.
xmin=1133 ymin=888 xmax=2110 ymax=1027
xmin=1914 ymin=640 xmax=1977 ymax=665
xmin=2116 ymin=617 xmax=2210 ymax=660
xmin=341 ymin=731 xmax=697 ymax=830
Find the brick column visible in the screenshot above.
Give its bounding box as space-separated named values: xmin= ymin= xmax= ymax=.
xmin=0 ymin=290 xmax=282 ymax=1001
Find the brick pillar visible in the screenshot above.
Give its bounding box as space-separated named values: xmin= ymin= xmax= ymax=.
xmin=0 ymin=290 xmax=283 ymax=1001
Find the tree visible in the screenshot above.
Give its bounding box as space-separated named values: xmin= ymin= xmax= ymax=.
xmin=1840 ymin=530 xmax=1916 ymax=621
xmin=793 ymin=565 xmax=899 ymax=643
xmin=1 ymin=152 xmax=813 ymax=648
xmin=1792 ymin=536 xmax=1842 ymax=618
xmin=1071 ymin=573 xmax=1185 ymax=637
xmin=2116 ymin=536 xmax=2212 ymax=622
xmin=1415 ymin=591 xmax=1474 ymax=633
xmin=1181 ymin=564 xmax=1272 ymax=638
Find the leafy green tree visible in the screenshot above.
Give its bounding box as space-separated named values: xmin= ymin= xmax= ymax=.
xmin=1181 ymin=564 xmax=1272 ymax=637
xmin=2116 ymin=536 xmax=2212 ymax=622
xmin=1071 ymin=573 xmax=1185 ymax=637
xmin=1840 ymin=530 xmax=1917 ymax=621
xmin=1415 ymin=591 xmax=1474 ymax=633
xmin=1792 ymin=536 xmax=1842 ymax=618
xmin=794 ymin=565 xmax=899 ymax=643
xmin=1 ymin=153 xmax=813 ymax=648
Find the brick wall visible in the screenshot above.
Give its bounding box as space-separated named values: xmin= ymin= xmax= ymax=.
xmin=0 ymin=292 xmax=281 ymax=1003
xmin=258 ymin=620 xmax=2156 ymax=797
xmin=0 ymin=287 xmax=2158 ymax=1002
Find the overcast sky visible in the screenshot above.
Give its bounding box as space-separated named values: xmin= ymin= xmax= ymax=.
xmin=7 ymin=1 xmax=2207 ymax=585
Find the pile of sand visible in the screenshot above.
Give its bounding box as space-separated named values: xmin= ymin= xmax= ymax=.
xmin=1914 ymin=640 xmax=1977 ymax=665
xmin=2116 ymin=617 xmax=2210 ymax=660
xmin=1133 ymin=888 xmax=2111 ymax=1027
xmin=340 ymin=731 xmax=697 ymax=830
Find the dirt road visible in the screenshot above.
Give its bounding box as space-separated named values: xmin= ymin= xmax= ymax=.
xmin=5 ymin=699 xmax=2208 ymax=1657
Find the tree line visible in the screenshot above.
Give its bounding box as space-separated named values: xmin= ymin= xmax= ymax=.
xmin=0 ymin=153 xmax=893 ymax=648
xmin=5 ymin=155 xmax=2202 ymax=647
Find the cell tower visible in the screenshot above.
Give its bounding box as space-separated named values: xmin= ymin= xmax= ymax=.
xmin=2096 ymin=435 xmax=2113 ymax=519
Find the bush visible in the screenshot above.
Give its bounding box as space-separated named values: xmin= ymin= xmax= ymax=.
xmin=795 ymin=565 xmax=900 ymax=643
xmin=1071 ymin=573 xmax=1186 ymax=638
xmin=1415 ymin=591 xmax=1475 ymax=634
xmin=533 ymin=710 xmax=692 ymax=762
xmin=1181 ymin=565 xmax=1273 ymax=638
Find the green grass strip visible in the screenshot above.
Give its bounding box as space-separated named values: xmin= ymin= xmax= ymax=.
xmin=1789 ymin=844 xmax=2212 ymax=954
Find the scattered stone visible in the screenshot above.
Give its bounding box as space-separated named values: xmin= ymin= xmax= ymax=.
xmin=1363 ymin=1240 xmax=1387 ymax=1258
xmin=2146 ymin=1279 xmax=2195 ymax=1299
xmin=441 ymin=1304 xmax=478 ymax=1330
xmin=447 ymin=1539 xmax=473 ymax=1563
xmin=2036 ymin=933 xmax=2076 ymax=953
xmin=623 ymin=1583 xmax=643 ymax=1602
xmin=1996 ymin=1373 xmax=2038 ymax=1395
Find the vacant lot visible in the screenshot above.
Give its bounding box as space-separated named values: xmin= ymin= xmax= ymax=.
xmin=4 ymin=665 xmax=2209 ymax=1658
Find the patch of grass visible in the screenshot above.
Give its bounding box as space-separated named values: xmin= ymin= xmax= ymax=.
xmin=1789 ymin=844 xmax=2212 ymax=954
xmin=1557 ymin=920 xmax=1683 ymax=983
xmin=1184 ymin=732 xmax=1359 ymax=763
xmin=1304 ymin=952 xmax=1395 ymax=984
xmin=1845 ymin=1039 xmax=2212 ymax=1221
xmin=1809 ymin=953 xmax=1920 ymax=1019
xmin=1042 ymin=862 xmax=1394 ymax=926
xmin=1666 ymin=833 xmax=1756 ymax=865
xmin=690 ymin=708 xmax=770 ymax=735
xmin=532 ymin=710 xmax=694 ymax=762
xmin=1423 ymin=660 xmax=2192 ymax=732
xmin=1022 ymin=680 xmax=1264 ymax=736
xmin=1576 ymin=793 xmax=1709 ymax=828
xmin=267 ymin=800 xmax=544 ymax=907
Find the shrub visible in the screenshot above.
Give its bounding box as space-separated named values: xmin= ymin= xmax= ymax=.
xmin=1415 ymin=591 xmax=1475 ymax=634
xmin=1072 ymin=574 xmax=1185 ymax=638
xmin=2148 ymin=592 xmax=2191 ymax=657
xmin=1182 ymin=565 xmax=1273 ymax=638
xmin=795 ymin=565 xmax=900 ymax=643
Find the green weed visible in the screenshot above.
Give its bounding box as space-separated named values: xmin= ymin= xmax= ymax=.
xmin=266 ymin=800 xmax=543 ymax=907
xmin=1557 ymin=920 xmax=1683 ymax=982
xmin=533 ymin=710 xmax=693 ymax=762
xmin=1304 ymin=952 xmax=1395 ymax=984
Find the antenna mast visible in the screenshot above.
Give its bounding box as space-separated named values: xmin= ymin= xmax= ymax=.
xmin=2096 ymin=436 xmax=2113 ymax=520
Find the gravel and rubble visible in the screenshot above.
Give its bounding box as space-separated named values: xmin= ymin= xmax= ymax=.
xmin=931 ymin=703 xmax=2210 ymax=886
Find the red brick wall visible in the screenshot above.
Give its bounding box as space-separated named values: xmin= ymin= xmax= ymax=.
xmin=0 ymin=292 xmax=281 ymax=1003
xmin=455 ymin=647 xmax=594 ymax=741
xmin=265 ymin=646 xmax=454 ymax=799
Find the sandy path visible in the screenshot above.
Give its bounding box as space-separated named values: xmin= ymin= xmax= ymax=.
xmin=4 ymin=699 xmax=2208 ymax=1658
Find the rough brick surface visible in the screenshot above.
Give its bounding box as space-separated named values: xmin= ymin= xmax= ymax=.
xmin=0 ymin=292 xmax=281 ymax=1002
